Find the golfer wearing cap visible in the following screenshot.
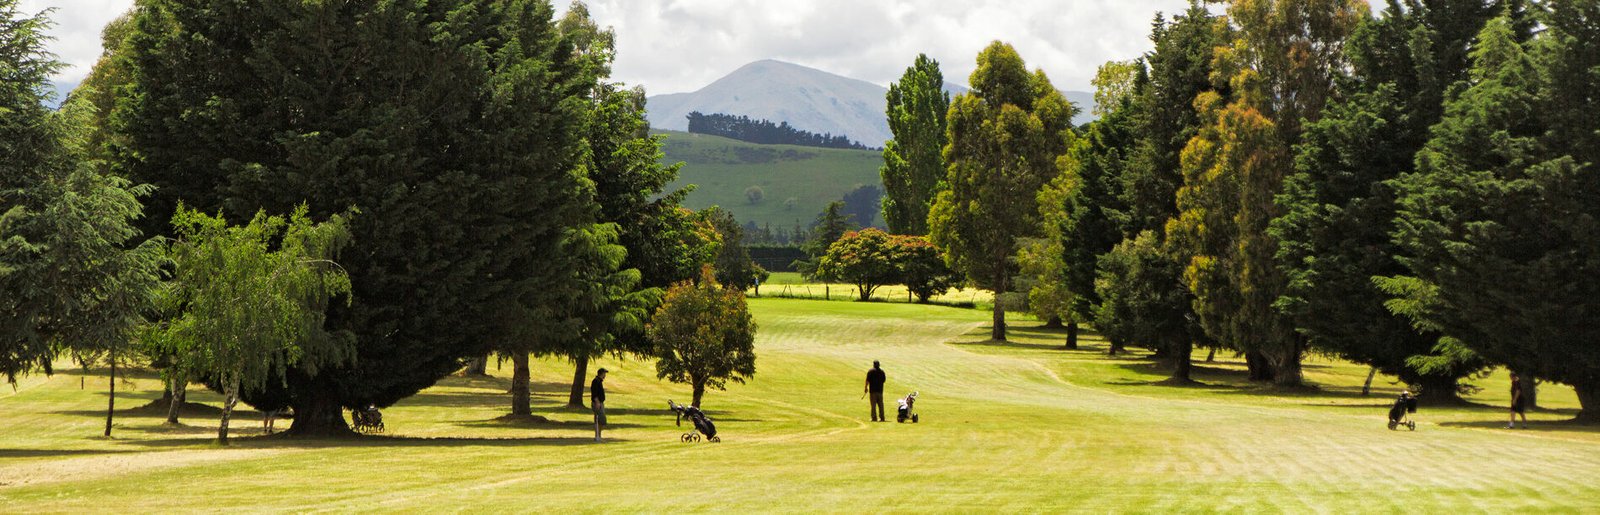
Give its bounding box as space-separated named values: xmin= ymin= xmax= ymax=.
xmin=591 ymin=368 xmax=608 ymax=441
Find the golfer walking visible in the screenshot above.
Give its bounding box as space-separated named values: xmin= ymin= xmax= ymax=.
xmin=865 ymin=361 xmax=887 ymax=422
xmin=1508 ymin=371 xmax=1528 ymax=429
xmin=592 ymin=368 xmax=608 ymax=441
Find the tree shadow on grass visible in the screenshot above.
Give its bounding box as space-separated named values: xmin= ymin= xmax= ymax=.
xmin=120 ymin=422 xmax=224 ymax=436
xmin=0 ymin=448 xmax=144 ymax=458
xmin=1108 ymin=361 xmax=1247 ymax=389
xmin=453 ymin=413 xmax=645 ymax=431
xmin=949 ymin=338 xmax=1076 ymax=352
xmin=1437 ymin=417 xmax=1600 ymax=433
xmin=118 ymin=433 xmax=629 ymax=449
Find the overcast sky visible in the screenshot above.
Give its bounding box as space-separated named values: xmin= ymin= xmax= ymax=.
xmin=24 ymin=0 xmax=1218 ymax=93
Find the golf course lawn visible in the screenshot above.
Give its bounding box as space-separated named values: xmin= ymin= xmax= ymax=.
xmin=2 ymin=298 xmax=1597 ymax=512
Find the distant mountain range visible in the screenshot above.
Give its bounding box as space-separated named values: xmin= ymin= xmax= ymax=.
xmin=647 ymin=60 xmax=1096 ymax=149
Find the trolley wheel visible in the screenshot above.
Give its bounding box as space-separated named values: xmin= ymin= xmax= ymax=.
xmin=1408 ymin=421 xmax=1416 ymax=431
xmin=709 ymin=436 xmax=721 ymax=443
xmin=1387 ymin=421 xmax=1397 ymax=430
xmin=680 ymin=434 xmax=691 ymax=442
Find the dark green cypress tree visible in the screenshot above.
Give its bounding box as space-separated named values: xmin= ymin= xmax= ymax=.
xmin=115 ymin=0 xmax=598 ymax=434
xmin=1387 ymin=8 xmax=1600 ymax=420
xmin=1094 ymin=5 xmax=1224 ymax=380
xmin=1048 ymin=80 xmax=1139 ymax=351
xmin=1272 ymin=1 xmax=1502 ymax=401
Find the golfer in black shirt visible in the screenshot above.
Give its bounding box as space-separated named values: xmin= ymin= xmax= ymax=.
xmin=592 ymin=368 xmax=608 ymax=441
xmin=865 ymin=361 xmax=887 ymax=422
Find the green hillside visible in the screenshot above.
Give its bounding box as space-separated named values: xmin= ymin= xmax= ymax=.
xmin=657 ymin=130 xmax=882 ymax=229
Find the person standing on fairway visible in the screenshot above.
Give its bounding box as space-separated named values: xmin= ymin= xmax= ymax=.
xmin=1508 ymin=371 xmax=1528 ymax=429
xmin=592 ymin=368 xmax=608 ymax=441
xmin=865 ymin=361 xmax=887 ymax=422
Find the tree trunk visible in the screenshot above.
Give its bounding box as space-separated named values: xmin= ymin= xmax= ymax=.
xmin=858 ymin=285 xmax=871 ymax=301
xmin=1064 ymin=322 xmax=1078 ymax=350
xmin=991 ymin=295 xmax=1007 ymax=342
xmin=1171 ymin=340 xmax=1193 ymax=382
xmin=692 ymin=380 xmax=706 ymax=409
xmin=824 ymin=284 xmax=830 ymax=300
xmin=1514 ymin=369 xmax=1539 ymax=410
xmin=1246 ymin=350 xmax=1274 ymax=382
xmin=285 ymin=387 xmax=353 ymax=437
xmin=1044 ymin=316 xmax=1064 ymax=329
xmin=104 ymin=350 xmax=116 ymax=437
xmin=1272 ymin=351 xmax=1304 ymax=387
xmin=465 ymin=354 xmax=488 ymax=376
xmin=511 ymin=352 xmax=532 ymax=416
xmin=1574 ymin=381 xmax=1598 ymax=424
xmin=1414 ymin=373 xmax=1462 ymax=405
xmin=1361 ymin=367 xmax=1377 ymax=396
xmin=1108 ymin=338 xmax=1124 ymax=356
xmin=166 ymin=379 xmax=186 ymax=425
xmin=218 ymin=379 xmax=239 ymax=444
xmin=568 ymin=356 xmax=589 ymax=408
xmin=1205 ymin=348 xmax=1215 ymax=362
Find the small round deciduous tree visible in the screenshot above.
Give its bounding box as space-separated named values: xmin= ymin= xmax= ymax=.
xmin=819 ymin=228 xmax=900 ymax=301
xmin=745 ymin=185 xmax=764 ymax=205
xmin=894 ymin=235 xmax=958 ymax=303
xmin=647 ymin=267 xmax=757 ymax=408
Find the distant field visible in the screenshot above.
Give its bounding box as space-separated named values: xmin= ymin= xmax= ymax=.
xmin=3 ymin=299 xmax=1597 ymax=511
xmin=657 ymin=130 xmax=883 ymax=229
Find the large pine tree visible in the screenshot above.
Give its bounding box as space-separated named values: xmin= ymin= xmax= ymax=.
xmin=929 ymin=41 xmax=1077 ymax=341
xmin=1044 ymin=63 xmax=1140 ymax=350
xmin=2 ymin=3 xmax=163 ymax=438
xmin=1170 ymin=0 xmax=1366 ymax=386
xmin=1095 ymin=5 xmax=1227 ymax=382
xmin=114 ymin=0 xmax=600 ymax=434
xmin=1388 ymin=7 xmax=1600 ymax=421
xmin=1272 ymin=1 xmax=1504 ymax=401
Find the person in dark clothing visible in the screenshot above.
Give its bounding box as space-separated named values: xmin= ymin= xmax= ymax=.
xmin=1508 ymin=371 xmax=1528 ymax=429
xmin=592 ymin=368 xmax=608 ymax=441
xmin=865 ymin=361 xmax=887 ymax=422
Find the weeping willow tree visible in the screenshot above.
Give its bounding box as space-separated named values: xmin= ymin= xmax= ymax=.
xmin=154 ymin=205 xmax=354 ymax=443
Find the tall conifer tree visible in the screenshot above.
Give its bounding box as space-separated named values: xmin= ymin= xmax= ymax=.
xmin=880 ymin=54 xmax=950 ymax=235
xmin=930 ymin=42 xmax=1077 ymax=341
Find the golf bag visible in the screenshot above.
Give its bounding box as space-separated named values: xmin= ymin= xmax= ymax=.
xmin=668 ymin=400 xmax=720 ymax=443
xmin=896 ymin=391 xmax=919 ymax=423
xmin=1387 ymin=392 xmax=1417 ymax=431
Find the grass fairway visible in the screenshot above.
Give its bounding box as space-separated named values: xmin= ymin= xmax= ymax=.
xmin=3 ymin=298 xmax=1598 ymax=512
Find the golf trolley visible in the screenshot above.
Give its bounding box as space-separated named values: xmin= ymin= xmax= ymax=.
xmin=1387 ymin=391 xmax=1417 ymax=431
xmin=668 ymin=400 xmax=719 ymax=443
xmin=897 ymin=391 xmax=919 ymax=423
xmin=352 ymin=405 xmax=385 ymax=433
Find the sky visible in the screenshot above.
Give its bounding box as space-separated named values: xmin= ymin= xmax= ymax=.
xmin=23 ymin=0 xmax=1214 ymax=94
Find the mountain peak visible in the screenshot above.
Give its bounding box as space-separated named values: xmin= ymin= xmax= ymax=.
xmin=647 ymin=59 xmax=1095 ymax=146
xmin=649 ymin=60 xmax=893 ymax=146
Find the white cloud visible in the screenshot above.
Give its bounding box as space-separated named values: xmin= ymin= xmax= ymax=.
xmin=26 ymin=0 xmax=1223 ymax=92
xmin=20 ymin=0 xmax=132 ymax=84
